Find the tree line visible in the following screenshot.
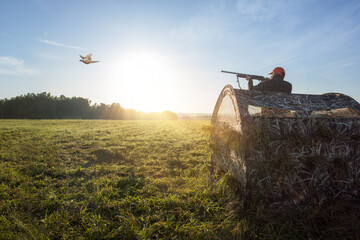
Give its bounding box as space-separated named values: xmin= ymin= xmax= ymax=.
xmin=0 ymin=92 xmax=178 ymax=120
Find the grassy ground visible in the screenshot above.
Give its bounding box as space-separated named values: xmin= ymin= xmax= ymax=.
xmin=0 ymin=120 xmax=359 ymax=239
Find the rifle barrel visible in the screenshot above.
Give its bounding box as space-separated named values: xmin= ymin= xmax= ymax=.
xmin=221 ymin=70 xmax=238 ymax=74
xmin=221 ymin=70 xmax=265 ymax=81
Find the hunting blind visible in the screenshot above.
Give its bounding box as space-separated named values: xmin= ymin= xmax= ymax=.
xmin=211 ymin=84 xmax=360 ymax=207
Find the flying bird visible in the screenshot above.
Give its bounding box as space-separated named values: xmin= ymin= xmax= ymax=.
xmin=79 ymin=53 xmax=100 ymax=64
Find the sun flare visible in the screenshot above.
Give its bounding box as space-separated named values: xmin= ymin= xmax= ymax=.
xmin=107 ymin=49 xmax=179 ymax=112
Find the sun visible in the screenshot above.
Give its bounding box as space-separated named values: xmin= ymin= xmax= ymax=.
xmin=106 ymin=49 xmax=179 ymax=112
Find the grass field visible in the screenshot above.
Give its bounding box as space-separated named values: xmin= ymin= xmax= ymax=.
xmin=0 ymin=120 xmax=359 ymax=239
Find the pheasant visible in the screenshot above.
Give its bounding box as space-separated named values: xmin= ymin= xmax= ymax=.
xmin=79 ymin=53 xmax=100 ymax=64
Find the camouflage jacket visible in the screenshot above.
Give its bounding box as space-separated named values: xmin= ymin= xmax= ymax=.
xmin=248 ymin=75 xmax=292 ymax=93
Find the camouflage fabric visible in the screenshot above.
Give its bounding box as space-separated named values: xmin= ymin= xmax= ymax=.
xmin=211 ymin=85 xmax=360 ymax=207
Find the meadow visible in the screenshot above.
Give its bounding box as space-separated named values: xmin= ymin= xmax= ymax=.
xmin=0 ymin=120 xmax=358 ymax=239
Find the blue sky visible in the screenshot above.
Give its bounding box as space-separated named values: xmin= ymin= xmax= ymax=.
xmin=1 ymin=0 xmax=360 ymax=113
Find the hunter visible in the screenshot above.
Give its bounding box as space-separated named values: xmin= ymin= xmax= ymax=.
xmin=247 ymin=67 xmax=292 ymax=94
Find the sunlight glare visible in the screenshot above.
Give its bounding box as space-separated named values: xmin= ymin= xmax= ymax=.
xmin=108 ymin=49 xmax=179 ymax=112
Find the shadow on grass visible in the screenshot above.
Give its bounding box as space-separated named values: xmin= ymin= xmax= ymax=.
xmin=85 ymin=148 xmax=135 ymax=167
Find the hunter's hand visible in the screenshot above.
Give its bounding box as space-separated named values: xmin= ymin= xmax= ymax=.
xmin=245 ymin=76 xmax=252 ymax=81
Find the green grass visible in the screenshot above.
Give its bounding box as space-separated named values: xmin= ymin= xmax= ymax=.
xmin=0 ymin=120 xmax=359 ymax=239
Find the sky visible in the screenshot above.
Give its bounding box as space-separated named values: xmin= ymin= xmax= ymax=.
xmin=1 ymin=0 xmax=360 ymax=113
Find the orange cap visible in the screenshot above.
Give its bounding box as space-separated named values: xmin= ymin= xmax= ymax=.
xmin=269 ymin=67 xmax=285 ymax=77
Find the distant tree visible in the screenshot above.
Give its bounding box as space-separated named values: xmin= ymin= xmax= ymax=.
xmin=0 ymin=93 xmax=178 ymax=120
xmin=0 ymin=100 xmax=4 ymax=118
xmin=161 ymin=111 xmax=178 ymax=120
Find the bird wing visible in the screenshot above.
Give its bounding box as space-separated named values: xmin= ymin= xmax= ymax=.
xmin=85 ymin=53 xmax=92 ymax=60
xmin=89 ymin=61 xmax=100 ymax=63
xmin=80 ymin=55 xmax=85 ymax=59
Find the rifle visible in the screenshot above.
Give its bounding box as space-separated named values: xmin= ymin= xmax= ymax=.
xmin=221 ymin=70 xmax=267 ymax=89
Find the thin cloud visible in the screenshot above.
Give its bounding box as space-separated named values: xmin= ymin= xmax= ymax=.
xmin=170 ymin=16 xmax=225 ymax=43
xmin=0 ymin=56 xmax=23 ymax=66
xmin=236 ymin=0 xmax=268 ymax=18
xmin=169 ymin=13 xmax=230 ymax=54
xmin=37 ymin=38 xmax=83 ymax=50
xmin=0 ymin=56 xmax=37 ymax=76
xmin=236 ymin=0 xmax=283 ymax=21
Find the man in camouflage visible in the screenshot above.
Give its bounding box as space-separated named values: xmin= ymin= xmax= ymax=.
xmin=247 ymin=67 xmax=292 ymax=94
